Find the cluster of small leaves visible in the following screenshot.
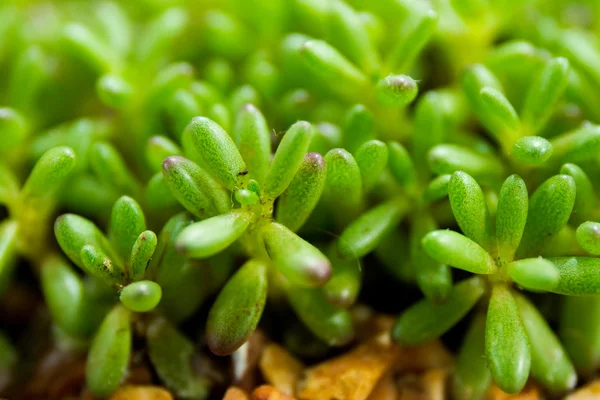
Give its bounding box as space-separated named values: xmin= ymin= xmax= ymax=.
xmin=2 ymin=0 xmax=600 ymax=399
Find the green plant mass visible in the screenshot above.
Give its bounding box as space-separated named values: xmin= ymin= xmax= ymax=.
xmin=3 ymin=0 xmax=600 ymax=399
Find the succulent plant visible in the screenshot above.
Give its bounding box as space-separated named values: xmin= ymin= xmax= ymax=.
xmin=3 ymin=0 xmax=600 ymax=399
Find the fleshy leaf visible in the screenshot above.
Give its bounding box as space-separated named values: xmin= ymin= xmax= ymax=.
xmin=323 ymin=148 xmax=363 ymax=218
xmin=286 ymin=284 xmax=354 ymax=346
xmin=375 ymin=75 xmax=418 ymax=107
xmin=411 ymin=212 xmax=452 ymax=303
xmin=262 ymin=222 xmax=331 ymax=287
xmin=233 ymin=104 xmax=271 ymax=186
xmin=548 ymin=257 xmax=600 ymax=295
xmin=512 ymin=136 xmax=553 ymax=165
xmin=55 ymin=214 xmax=119 ymax=275
xmin=187 ymin=116 xmax=247 ymax=191
xmin=561 ymin=163 xmax=596 ymax=225
xmin=453 ymin=313 xmax=491 ymax=400
xmin=496 ymin=174 xmax=528 ymax=262
xmin=507 ymin=257 xmax=559 ymax=292
xmin=89 ymin=142 xmax=138 ymax=196
xmin=176 ymin=210 xmax=253 ymax=259
xmin=323 ymin=248 xmax=361 ymax=308
xmin=264 ymin=121 xmax=315 ymax=199
xmin=147 ymin=317 xmax=210 ymax=399
xmin=388 ymin=141 xmax=418 ymax=191
xmin=428 ymin=144 xmax=504 ymax=185
xmin=276 ymin=152 xmax=327 ymax=232
xmin=516 ymin=175 xmax=576 ymax=258
xmin=576 ymin=222 xmax=600 ymax=255
xmin=86 ymin=305 xmax=131 ymax=397
xmin=485 ymin=285 xmax=531 ymax=394
xmin=521 ymin=57 xmax=570 ymax=135
xmin=448 ymin=171 xmax=494 ymax=250
xmin=129 ymin=230 xmax=158 ymax=281
xmin=422 ymin=230 xmax=497 ymax=274
xmin=338 ymin=198 xmax=408 ymax=259
xmin=119 ymin=280 xmax=162 ymax=312
xmin=109 ymin=196 xmax=146 ymax=263
xmin=162 ymin=156 xmax=230 ymax=218
xmin=560 ymin=295 xmax=600 ymax=374
xmin=515 ymin=293 xmax=576 ymax=393
xmin=354 ymin=140 xmax=388 ymax=192
xmin=206 ymin=259 xmax=268 ymax=355
xmin=392 ymin=276 xmax=485 ymax=346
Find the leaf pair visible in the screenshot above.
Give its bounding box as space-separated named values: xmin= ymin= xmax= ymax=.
xmin=462 ymin=60 xmax=569 ymax=164
xmin=425 ymin=171 xmax=575 ymax=266
xmin=55 ymin=196 xmax=161 ymax=312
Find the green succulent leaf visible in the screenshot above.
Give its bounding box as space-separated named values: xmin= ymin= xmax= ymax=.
xmin=109 ymin=196 xmax=146 ymax=263
xmin=86 ymin=305 xmax=131 ymax=397
xmin=299 ymin=38 xmax=369 ymax=98
xmin=147 ymin=316 xmax=210 ymax=399
xmin=323 ymin=148 xmax=363 ymax=217
xmin=187 ymin=116 xmax=247 ymax=191
xmin=478 ymin=86 xmax=520 ymax=142
xmin=386 ymin=7 xmax=437 ymax=73
xmin=129 ymin=230 xmax=158 ymax=282
xmin=276 ymin=152 xmax=327 ymax=232
xmin=521 ymin=57 xmax=570 ymax=136
xmin=423 ymin=174 xmax=451 ymax=202
xmin=550 ymin=124 xmax=600 ymax=166
xmin=162 ymin=156 xmax=230 ymax=218
xmin=516 ymin=175 xmax=576 ymax=258
xmin=62 ymin=22 xmax=118 ymax=73
xmin=354 ymin=140 xmax=388 ymax=192
xmin=328 ymin=0 xmax=380 ymax=74
xmin=40 ymin=255 xmax=84 ymax=337
xmin=145 ymin=173 xmax=179 ymax=210
xmin=560 ymin=295 xmax=600 ymax=375
xmin=21 ymin=146 xmax=76 ymax=203
xmin=342 ymin=104 xmax=375 ymax=153
xmin=233 ymin=104 xmax=271 ymax=186
xmin=515 ymin=293 xmax=576 ymax=393
xmin=448 ymin=170 xmax=494 ymax=250
xmin=146 ymin=135 xmax=182 ymax=172
xmin=548 ymin=257 xmax=600 ymax=295
xmin=428 ymin=144 xmax=504 ymax=185
xmin=323 ymin=248 xmax=361 ymax=308
xmin=97 ymin=74 xmax=133 ymax=108
xmin=264 ymin=120 xmax=315 ymax=199
xmin=576 ymin=221 xmax=600 ymax=255
xmin=388 ymin=141 xmax=418 ymax=191
xmin=561 ymin=163 xmax=596 ymax=225
xmin=453 ymin=313 xmax=491 ymax=400
xmin=176 ymin=210 xmax=253 ymax=259
xmin=286 ymin=284 xmax=354 ymax=346
xmin=55 ymin=214 xmax=120 ymax=278
xmin=89 ymin=141 xmax=139 ymax=196
xmin=206 ymin=259 xmax=268 ymax=355
xmin=119 ymin=280 xmax=162 ymax=312
xmin=507 ymin=257 xmax=559 ymax=292
xmin=485 ymin=285 xmax=531 ymax=394
xmin=262 ymin=222 xmax=331 ymax=287
xmin=496 ymin=174 xmax=528 ymax=262
xmin=375 ymin=75 xmax=418 ymax=108
xmin=0 ymin=108 xmax=28 ymax=152
xmin=80 ymin=244 xmax=119 ymax=284
xmin=411 ymin=212 xmax=452 ymax=303
xmin=393 ymin=276 xmax=485 ymax=346
xmin=422 ymin=230 xmax=497 ymax=274
xmin=511 ymin=136 xmax=553 ymax=165
xmin=338 ymin=198 xmax=408 ymax=259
